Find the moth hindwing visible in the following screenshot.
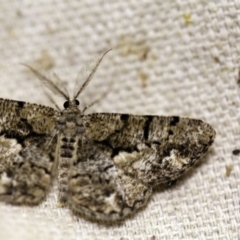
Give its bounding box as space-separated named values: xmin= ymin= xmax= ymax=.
xmin=0 ymin=51 xmax=216 ymax=221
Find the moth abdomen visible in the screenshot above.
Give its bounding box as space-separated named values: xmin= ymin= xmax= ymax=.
xmin=58 ymin=135 xmax=78 ymax=205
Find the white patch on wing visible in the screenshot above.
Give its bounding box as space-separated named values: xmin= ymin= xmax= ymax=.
xmin=104 ymin=193 xmax=121 ymax=213
xmin=162 ymin=149 xmax=190 ymax=169
xmin=0 ymin=136 xmax=22 ymax=157
xmin=113 ymin=151 xmax=139 ymax=166
xmin=0 ymin=172 xmax=12 ymax=193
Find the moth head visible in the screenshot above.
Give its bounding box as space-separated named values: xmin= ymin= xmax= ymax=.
xmin=63 ymin=99 xmax=80 ymax=109
xmin=22 ymin=49 xmax=111 ymax=112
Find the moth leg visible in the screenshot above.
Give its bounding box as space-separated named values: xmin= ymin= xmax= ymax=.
xmin=0 ymin=136 xmax=54 ymax=205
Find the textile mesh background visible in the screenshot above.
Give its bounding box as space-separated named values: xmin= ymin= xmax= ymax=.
xmin=0 ymin=1 xmax=239 ymax=239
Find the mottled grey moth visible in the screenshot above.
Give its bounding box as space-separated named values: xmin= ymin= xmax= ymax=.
xmin=0 ymin=51 xmax=216 ymax=221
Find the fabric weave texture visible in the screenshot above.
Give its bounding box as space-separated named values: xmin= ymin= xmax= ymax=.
xmin=0 ymin=1 xmax=239 ymax=239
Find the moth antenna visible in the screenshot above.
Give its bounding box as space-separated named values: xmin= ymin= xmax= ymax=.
xmin=52 ymin=72 xmax=70 ymax=99
xmin=74 ymin=49 xmax=112 ymax=99
xmin=82 ymin=80 xmax=113 ymax=113
xmin=21 ymin=64 xmax=69 ymax=100
xmin=43 ymin=87 xmax=61 ymax=111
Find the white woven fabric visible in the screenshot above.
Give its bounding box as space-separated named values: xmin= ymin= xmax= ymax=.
xmin=0 ymin=1 xmax=239 ymax=239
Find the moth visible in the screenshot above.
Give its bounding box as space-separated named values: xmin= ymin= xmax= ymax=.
xmin=0 ymin=50 xmax=216 ymax=221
